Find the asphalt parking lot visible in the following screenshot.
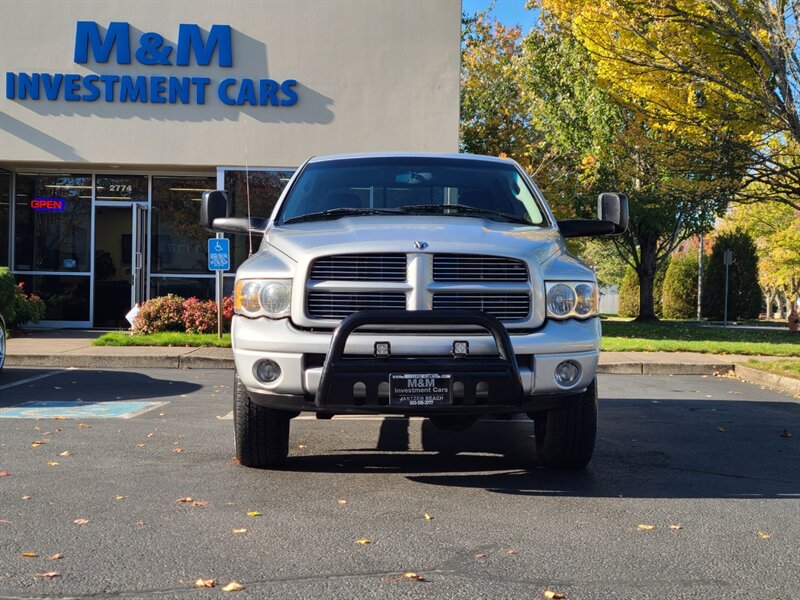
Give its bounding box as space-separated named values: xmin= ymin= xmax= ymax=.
xmin=0 ymin=368 xmax=798 ymax=599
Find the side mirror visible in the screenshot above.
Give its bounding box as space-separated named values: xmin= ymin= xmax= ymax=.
xmin=598 ymin=192 xmax=628 ymax=235
xmin=200 ymin=190 xmax=231 ymax=231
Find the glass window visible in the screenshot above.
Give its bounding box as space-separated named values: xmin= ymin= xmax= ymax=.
xmin=16 ymin=275 xmax=90 ymax=322
xmin=150 ymin=276 xmax=215 ymax=300
xmin=224 ymin=170 xmax=295 ymax=268
xmin=95 ymin=174 xmax=147 ymax=202
xmin=277 ymin=158 xmax=546 ymax=226
xmin=0 ymin=170 xmax=9 ymax=266
xmin=150 ymin=176 xmax=216 ymax=274
xmin=14 ymin=174 xmax=92 ymax=272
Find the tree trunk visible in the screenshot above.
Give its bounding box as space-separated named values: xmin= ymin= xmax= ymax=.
xmin=764 ymin=288 xmax=774 ymax=320
xmin=635 ymin=237 xmax=659 ymax=322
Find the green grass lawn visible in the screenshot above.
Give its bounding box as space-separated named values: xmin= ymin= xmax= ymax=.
xmin=93 ymin=319 xmax=799 ymax=357
xmin=94 ymin=332 xmax=231 ymax=347
xmin=744 ymin=359 xmax=800 ymax=379
xmin=601 ymin=320 xmax=800 ymax=356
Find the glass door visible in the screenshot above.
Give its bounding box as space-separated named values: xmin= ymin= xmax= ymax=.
xmin=132 ymin=203 xmax=148 ymax=306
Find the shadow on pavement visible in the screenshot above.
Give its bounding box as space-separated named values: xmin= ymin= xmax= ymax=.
xmin=285 ymin=399 xmax=800 ymax=499
xmin=0 ymin=369 xmax=202 ymax=406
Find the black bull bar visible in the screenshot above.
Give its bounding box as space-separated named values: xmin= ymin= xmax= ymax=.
xmin=314 ymin=310 xmax=524 ymax=411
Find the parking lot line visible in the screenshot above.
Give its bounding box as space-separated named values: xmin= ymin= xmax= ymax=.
xmin=0 ymin=368 xmax=71 ymax=391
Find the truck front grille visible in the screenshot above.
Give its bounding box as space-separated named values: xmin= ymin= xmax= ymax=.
xmin=433 ymin=254 xmax=528 ymax=282
xmin=307 ymin=291 xmax=407 ymax=319
xmin=309 ymin=253 xmax=407 ymax=281
xmin=432 ymin=292 xmax=530 ymax=321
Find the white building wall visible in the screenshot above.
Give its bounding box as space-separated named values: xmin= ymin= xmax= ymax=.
xmin=0 ymin=0 xmax=461 ymax=170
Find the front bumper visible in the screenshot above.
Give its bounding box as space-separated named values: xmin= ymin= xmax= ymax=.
xmin=232 ymin=312 xmax=600 ymax=414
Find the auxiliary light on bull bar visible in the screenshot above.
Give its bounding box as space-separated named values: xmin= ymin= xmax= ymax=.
xmin=452 ymin=340 xmax=469 ymax=358
xmin=374 ymin=341 xmax=391 ymax=358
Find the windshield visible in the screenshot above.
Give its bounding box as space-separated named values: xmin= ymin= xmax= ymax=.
xmin=277 ymin=157 xmax=547 ymax=225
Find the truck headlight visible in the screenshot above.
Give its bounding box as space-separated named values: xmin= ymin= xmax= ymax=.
xmin=234 ymin=279 xmax=292 ymax=318
xmin=546 ymin=281 xmax=598 ymax=319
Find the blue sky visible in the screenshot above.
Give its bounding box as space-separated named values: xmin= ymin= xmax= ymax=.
xmin=462 ymin=0 xmax=539 ymax=32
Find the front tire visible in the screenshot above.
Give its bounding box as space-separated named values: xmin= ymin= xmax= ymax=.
xmin=0 ymin=314 xmax=6 ymax=373
xmin=533 ymin=378 xmax=598 ymax=469
xmin=233 ymin=371 xmax=291 ymax=468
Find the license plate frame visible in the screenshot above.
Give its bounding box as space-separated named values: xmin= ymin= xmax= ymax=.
xmin=389 ymin=373 xmax=452 ymax=407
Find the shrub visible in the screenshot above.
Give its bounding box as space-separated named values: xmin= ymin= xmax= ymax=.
xmin=617 ymin=264 xmax=668 ymax=319
xmin=662 ymin=255 xmax=699 ymax=319
xmin=703 ymin=229 xmax=761 ymax=321
xmin=0 ymin=270 xmax=46 ymax=328
xmin=618 ymin=267 xmax=639 ymax=318
xmin=132 ymin=294 xmax=185 ymax=334
xmin=182 ymin=297 xmax=219 ymax=334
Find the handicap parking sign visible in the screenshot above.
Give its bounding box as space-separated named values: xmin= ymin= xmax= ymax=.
xmin=208 ymin=238 xmax=230 ymax=271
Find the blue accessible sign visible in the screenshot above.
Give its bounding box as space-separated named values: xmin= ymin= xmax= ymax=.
xmin=208 ymin=237 xmax=230 ymax=271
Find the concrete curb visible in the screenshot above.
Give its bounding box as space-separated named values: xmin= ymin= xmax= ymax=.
xmin=734 ymin=364 xmax=800 ymax=397
xmin=7 ymin=354 xmax=183 ymax=369
xmin=597 ymin=363 xmax=734 ymax=376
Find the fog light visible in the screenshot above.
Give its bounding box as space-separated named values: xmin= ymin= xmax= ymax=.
xmin=452 ymin=340 xmax=469 ymax=357
xmin=254 ymin=359 xmax=281 ymax=383
xmin=554 ymin=361 xmax=580 ymax=387
xmin=374 ymin=341 xmax=391 ymax=358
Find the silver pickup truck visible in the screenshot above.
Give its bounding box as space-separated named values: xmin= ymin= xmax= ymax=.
xmin=201 ymin=153 xmax=627 ymax=470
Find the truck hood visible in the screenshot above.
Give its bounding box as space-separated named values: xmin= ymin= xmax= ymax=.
xmin=265 ymin=215 xmax=564 ymax=264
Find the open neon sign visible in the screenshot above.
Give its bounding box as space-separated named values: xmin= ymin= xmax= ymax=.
xmin=31 ymin=198 xmax=65 ymax=212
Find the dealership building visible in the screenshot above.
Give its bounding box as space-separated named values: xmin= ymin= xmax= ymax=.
xmin=0 ymin=0 xmax=461 ymax=327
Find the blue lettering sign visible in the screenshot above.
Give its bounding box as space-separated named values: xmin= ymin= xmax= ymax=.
xmin=5 ymin=22 xmax=299 ymax=107
xmin=208 ymin=238 xmax=230 ymax=271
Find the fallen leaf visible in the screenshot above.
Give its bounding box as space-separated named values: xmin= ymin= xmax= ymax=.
xmin=355 ymin=538 xmax=371 ymax=545
xmin=402 ymin=572 xmax=425 ymax=581
xmin=73 ymin=519 xmax=89 ymax=525
xmin=78 ymin=423 xmax=91 ymax=429
xmin=20 ymin=552 xmax=39 ymax=558
xmin=475 ymin=552 xmax=487 ymax=559
xmin=22 ymin=496 xmax=32 ymax=500
xmin=298 ymin=444 xmax=307 ymax=449
xmin=47 ymin=553 xmax=63 ymax=560
xmin=115 ymin=496 xmax=126 ymax=501
xmin=0 ymin=471 xmax=9 ymax=477
xmin=247 ymin=511 xmax=262 ymax=517
xmin=135 ymin=520 xmax=145 ymax=527
xmin=222 ymin=581 xmax=244 ymax=592
xmin=192 ymin=501 xmax=208 ymax=507
xmin=424 ymin=512 xmax=433 ymax=520
xmin=669 ymin=524 xmax=683 ymax=530
xmin=780 ymin=430 xmax=793 ymax=438
xmin=135 ymin=444 xmax=145 ymax=448
xmin=31 ymin=441 xmax=45 ymax=448
xmin=337 ymin=499 xmax=347 ymax=506
xmin=637 ymin=524 xmax=656 ymax=531
xmin=233 ymin=528 xmax=247 ymax=534
xmin=34 ymin=571 xmax=60 ymax=578
xmin=507 ymin=549 xmax=518 ymax=555
xmin=543 ymin=591 xmax=566 ymax=599
xmin=147 ymin=433 xmax=155 ymax=438
xmin=59 ymin=451 xmax=71 ymax=457
xmin=0 ymin=519 xmax=12 ymax=524
xmin=757 ymin=531 xmax=771 ymax=539
xmin=172 ymin=448 xmax=183 ymax=454
xmin=195 ymin=578 xmax=216 ymax=588
xmin=47 ymin=461 xmax=59 ymax=467
xmin=176 ymin=497 xmax=193 ymax=503
xmin=717 ymin=426 xmax=726 ymax=432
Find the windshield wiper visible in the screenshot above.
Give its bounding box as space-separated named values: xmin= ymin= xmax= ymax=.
xmin=283 ymin=207 xmax=403 ymax=224
xmin=396 ymin=203 xmax=531 ymax=224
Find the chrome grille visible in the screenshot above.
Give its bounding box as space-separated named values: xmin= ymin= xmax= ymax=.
xmin=432 ymin=293 xmax=530 ymax=321
xmin=309 ymin=253 xmax=407 ymax=281
xmin=433 ymin=254 xmax=528 ymax=282
xmin=307 ymin=291 xmax=406 ymax=320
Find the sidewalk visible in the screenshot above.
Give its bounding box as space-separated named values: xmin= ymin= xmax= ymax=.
xmin=3 ymin=328 xmax=775 ymax=375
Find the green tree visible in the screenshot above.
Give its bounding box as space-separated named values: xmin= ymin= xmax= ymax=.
xmin=703 ymin=230 xmax=762 ymax=321
xmin=618 ymin=264 xmax=668 ymax=319
xmin=662 ymin=255 xmax=699 ymax=319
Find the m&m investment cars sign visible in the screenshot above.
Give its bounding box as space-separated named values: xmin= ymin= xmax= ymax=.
xmin=5 ymin=22 xmax=298 ymax=107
